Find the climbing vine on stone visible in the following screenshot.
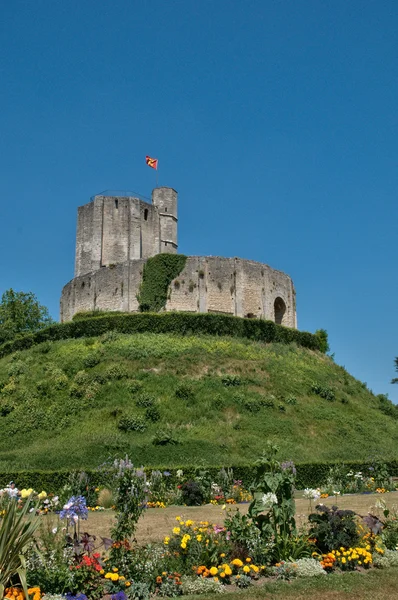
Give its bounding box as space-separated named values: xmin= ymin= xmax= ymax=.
xmin=138 ymin=253 xmax=187 ymax=312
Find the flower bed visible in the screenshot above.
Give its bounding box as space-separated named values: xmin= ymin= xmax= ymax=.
xmin=4 ymin=447 xmax=398 ymax=600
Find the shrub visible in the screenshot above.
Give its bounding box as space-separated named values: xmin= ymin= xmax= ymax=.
xmin=74 ymin=371 xmax=89 ymax=386
xmin=243 ymin=399 xmax=261 ymax=413
xmin=97 ymin=488 xmax=114 ymax=509
xmin=180 ymin=480 xmax=205 ymax=506
xmin=135 ymin=394 xmax=155 ymax=408
xmin=7 ymin=361 xmax=27 ymax=377
xmin=145 ymin=405 xmax=160 ymax=423
xmin=285 ymin=396 xmax=297 ymax=405
xmin=308 ymin=505 xmax=359 ymax=553
xmin=311 ymin=383 xmax=335 ymax=401
xmin=152 ymin=428 xmax=179 ymax=446
xmin=181 ymin=576 xmax=225 ymax=595
xmin=83 ymin=353 xmax=101 ymax=368
xmin=105 ymin=365 xmax=128 ymax=380
xmin=384 ymin=550 xmax=398 ymax=566
xmin=294 ymin=558 xmax=326 ymax=577
xmin=118 ymin=414 xmax=146 ymax=433
xmin=259 ymin=397 xmax=275 ymax=408
xmin=53 ymin=374 xmax=68 ymax=390
xmin=373 ymin=554 xmax=390 ymax=569
xmin=0 ymin=312 xmax=324 ymax=359
xmin=127 ymin=380 xmax=144 ymax=394
xmin=175 ymin=383 xmax=195 ymax=401
xmin=221 ymin=375 xmax=241 ymax=387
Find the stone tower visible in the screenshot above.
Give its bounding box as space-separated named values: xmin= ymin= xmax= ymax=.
xmin=74 ymin=187 xmax=178 ymax=278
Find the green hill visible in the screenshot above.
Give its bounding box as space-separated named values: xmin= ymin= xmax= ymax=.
xmin=0 ymin=323 xmax=396 ymax=470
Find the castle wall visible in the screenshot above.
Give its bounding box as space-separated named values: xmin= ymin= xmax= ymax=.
xmin=61 ymin=256 xmax=296 ymax=327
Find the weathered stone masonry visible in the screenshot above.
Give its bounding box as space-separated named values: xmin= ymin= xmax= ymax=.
xmin=61 ymin=188 xmax=297 ymax=327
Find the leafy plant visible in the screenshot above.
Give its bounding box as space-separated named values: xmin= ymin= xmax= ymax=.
xmin=175 ymin=384 xmax=195 ymax=401
xmin=118 ymin=414 xmax=146 ymax=432
xmin=0 ymin=497 xmax=40 ymax=597
xmin=311 ymin=383 xmax=335 ymax=401
xmin=180 ymin=481 xmax=205 ymax=506
xmin=308 ymin=504 xmax=360 ymax=552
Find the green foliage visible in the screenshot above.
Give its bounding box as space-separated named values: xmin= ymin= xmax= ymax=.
xmin=138 ymin=253 xmax=187 ymax=312
xmin=175 ymin=383 xmax=195 ymax=401
xmin=308 ymin=504 xmax=360 ymax=553
xmin=0 ymin=289 xmax=53 ymax=344
xmin=0 ymin=497 xmax=40 ymax=597
xmin=221 ymin=374 xmax=242 ymax=387
xmin=0 ymin=311 xmax=325 ymax=359
xmin=109 ymin=457 xmax=148 ymax=564
xmin=377 ymin=394 xmax=398 ymax=419
xmin=118 ymin=413 xmax=146 ymax=432
xmin=314 ymin=329 xmax=329 ymax=354
xmin=311 ymin=382 xmax=335 ymax=401
xmin=248 ymin=443 xmax=297 ymax=560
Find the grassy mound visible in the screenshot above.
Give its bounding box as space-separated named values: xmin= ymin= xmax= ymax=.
xmin=0 ymin=331 xmax=396 ymax=470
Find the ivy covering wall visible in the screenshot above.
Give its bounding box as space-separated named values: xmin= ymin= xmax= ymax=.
xmin=137 ymin=253 xmax=187 ymax=312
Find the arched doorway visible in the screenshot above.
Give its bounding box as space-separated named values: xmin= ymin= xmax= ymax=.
xmin=274 ymin=297 xmax=286 ymax=325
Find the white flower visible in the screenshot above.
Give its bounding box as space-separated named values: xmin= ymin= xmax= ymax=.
xmin=354 ymin=472 xmax=363 ymax=479
xmin=303 ymin=488 xmax=321 ymax=500
xmin=176 ymin=469 xmax=184 ymax=478
xmin=73 ymin=515 xmax=79 ymax=523
xmin=261 ymin=492 xmax=278 ymax=509
xmin=346 ymin=471 xmax=354 ymax=477
xmin=333 ymin=490 xmax=341 ymax=496
xmin=52 ymin=527 xmax=58 ymax=534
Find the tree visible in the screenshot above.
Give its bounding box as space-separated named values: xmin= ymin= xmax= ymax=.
xmin=0 ymin=288 xmax=53 ymax=343
xmin=392 ymin=357 xmax=398 ymax=384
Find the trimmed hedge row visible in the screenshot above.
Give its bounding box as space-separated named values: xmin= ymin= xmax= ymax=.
xmin=0 ymin=312 xmax=325 ymax=359
xmin=2 ymin=460 xmax=398 ymax=493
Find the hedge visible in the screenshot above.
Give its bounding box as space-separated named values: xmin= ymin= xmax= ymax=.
xmin=0 ymin=312 xmax=325 ymax=359
xmin=2 ymin=460 xmax=398 ymax=494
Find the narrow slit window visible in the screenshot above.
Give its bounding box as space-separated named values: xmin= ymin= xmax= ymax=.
xmin=144 ymin=208 xmax=148 ymax=221
xmin=115 ymin=199 xmax=118 ymax=209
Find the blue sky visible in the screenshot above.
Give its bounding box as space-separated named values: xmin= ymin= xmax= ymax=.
xmin=1 ymin=1 xmax=397 ymax=400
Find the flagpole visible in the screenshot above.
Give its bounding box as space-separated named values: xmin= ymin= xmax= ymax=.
xmin=156 ymin=168 xmax=158 ymax=188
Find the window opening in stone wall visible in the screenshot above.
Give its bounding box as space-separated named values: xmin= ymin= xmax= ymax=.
xmin=165 ymin=242 xmax=168 ymax=246
xmin=115 ymin=199 xmax=118 ymax=209
xmin=144 ymin=208 xmax=148 ymax=221
xmin=165 ymin=207 xmax=168 ymax=212
xmin=274 ymin=297 xmax=286 ymax=325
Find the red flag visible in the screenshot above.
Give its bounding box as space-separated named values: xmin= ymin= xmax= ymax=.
xmin=146 ymin=155 xmax=158 ymax=170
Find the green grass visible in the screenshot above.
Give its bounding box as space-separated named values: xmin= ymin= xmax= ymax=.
xmin=186 ymin=568 xmax=398 ymax=599
xmin=0 ymin=331 xmax=396 ymax=470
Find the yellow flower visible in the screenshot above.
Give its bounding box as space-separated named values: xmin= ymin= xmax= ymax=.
xmin=112 ymin=574 xmax=119 ymax=581
xmin=220 ymin=553 xmax=226 ymax=558
xmin=176 ymin=516 xmax=181 ymax=521
xmin=173 ymin=527 xmax=181 ymax=535
xmin=224 ymin=565 xmax=232 ymax=576
xmin=196 ymin=535 xmax=202 ymax=542
xmin=246 ymin=557 xmax=251 ymax=563
xmin=164 ymin=536 xmax=170 ymax=545
xmin=125 ymin=582 xmax=131 ymax=587
xmin=105 ymin=573 xmax=112 ymax=579
xmin=220 ymin=572 xmax=226 ymax=578
xmin=37 ymin=491 xmax=47 ymax=500
xmin=185 ymin=519 xmax=194 ymax=527
xmin=341 ymin=558 xmax=346 ymax=564
xmin=243 ymin=565 xmax=250 ymax=573
xmin=232 ymin=558 xmax=243 ymax=567
xmin=209 ymin=567 xmax=218 ymax=576
xmin=181 ymin=543 xmax=187 ymax=549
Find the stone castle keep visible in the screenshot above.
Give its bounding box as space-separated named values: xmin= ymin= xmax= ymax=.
xmin=60 ymin=187 xmax=297 ymax=327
